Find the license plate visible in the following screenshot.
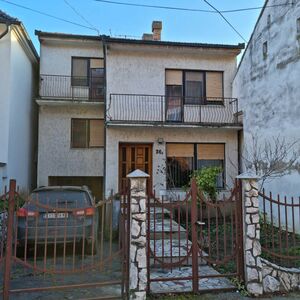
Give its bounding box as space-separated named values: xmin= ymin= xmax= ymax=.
xmin=43 ymin=212 xmax=68 ymax=219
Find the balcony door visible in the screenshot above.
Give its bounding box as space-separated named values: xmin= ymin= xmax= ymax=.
xmin=165 ymin=70 xmax=183 ymax=122
xmin=119 ymin=144 xmax=152 ymax=192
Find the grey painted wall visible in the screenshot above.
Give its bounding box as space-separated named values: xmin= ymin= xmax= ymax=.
xmin=37 ymin=105 xmax=104 ymax=187
xmin=233 ymin=0 xmax=300 ymax=197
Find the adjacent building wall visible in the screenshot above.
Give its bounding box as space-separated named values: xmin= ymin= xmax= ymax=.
xmin=233 ymin=0 xmax=300 ymax=197
xmin=0 ymin=25 xmax=37 ymax=193
xmin=37 ymin=105 xmax=105 ymax=186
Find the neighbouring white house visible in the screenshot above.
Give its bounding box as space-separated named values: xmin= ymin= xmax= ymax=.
xmin=104 ymin=21 xmax=244 ymax=198
xmin=233 ymin=0 xmax=300 ymax=197
xmin=35 ymin=31 xmax=105 ymax=199
xmin=0 ymin=10 xmax=38 ymax=193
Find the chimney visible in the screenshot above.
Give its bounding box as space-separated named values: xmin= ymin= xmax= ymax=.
xmin=142 ymin=33 xmax=153 ymax=41
xmin=152 ymin=21 xmax=162 ymax=41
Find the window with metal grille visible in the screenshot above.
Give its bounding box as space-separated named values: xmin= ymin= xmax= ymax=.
xmin=71 ymin=119 xmax=104 ymax=148
xmin=166 ymin=143 xmax=225 ymax=189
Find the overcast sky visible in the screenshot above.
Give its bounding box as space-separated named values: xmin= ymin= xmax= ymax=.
xmin=1 ymin=0 xmax=265 ymax=53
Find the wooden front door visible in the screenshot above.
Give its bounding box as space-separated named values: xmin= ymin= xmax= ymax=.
xmin=119 ymin=144 xmax=152 ymax=192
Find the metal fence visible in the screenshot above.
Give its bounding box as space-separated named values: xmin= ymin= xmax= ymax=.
xmin=147 ymin=179 xmax=244 ymax=294
xmin=259 ymin=189 xmax=300 ymax=268
xmin=107 ymin=94 xmax=240 ymax=125
xmin=39 ymin=74 xmax=104 ymax=101
xmin=0 ymin=180 xmax=129 ymax=299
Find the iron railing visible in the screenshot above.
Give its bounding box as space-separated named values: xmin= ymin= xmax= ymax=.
xmin=0 ymin=180 xmax=129 ymax=299
xmin=107 ymin=94 xmax=241 ymax=126
xmin=259 ymin=189 xmax=300 ymax=268
xmin=39 ymin=74 xmax=104 ymax=102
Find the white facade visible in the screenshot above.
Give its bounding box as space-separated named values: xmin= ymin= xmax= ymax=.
xmin=233 ymin=0 xmax=300 ymax=197
xmin=36 ymin=34 xmax=105 ymax=198
xmin=0 ymin=20 xmax=38 ymax=193
xmin=105 ymin=42 xmax=242 ymax=196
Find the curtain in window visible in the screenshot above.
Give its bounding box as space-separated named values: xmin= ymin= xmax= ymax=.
xmin=165 ymin=70 xmax=183 ymax=122
xmin=166 ymin=144 xmax=194 ymax=188
xmin=72 ymin=58 xmax=88 ymax=86
xmin=185 ymin=71 xmax=204 ymax=104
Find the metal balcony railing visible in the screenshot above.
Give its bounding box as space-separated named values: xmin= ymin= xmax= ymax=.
xmin=106 ymin=94 xmax=241 ymax=126
xmin=39 ymin=74 xmax=104 ymax=102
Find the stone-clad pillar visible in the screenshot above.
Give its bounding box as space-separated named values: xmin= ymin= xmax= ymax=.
xmin=127 ymin=170 xmax=149 ymax=300
xmin=237 ymin=172 xmax=263 ymax=296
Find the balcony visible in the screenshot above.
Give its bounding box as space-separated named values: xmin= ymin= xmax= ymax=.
xmin=38 ymin=74 xmax=104 ymax=102
xmin=106 ymin=94 xmax=242 ymax=126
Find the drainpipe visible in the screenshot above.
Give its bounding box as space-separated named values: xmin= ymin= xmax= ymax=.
xmin=102 ymin=35 xmax=108 ymax=199
xmin=0 ymin=23 xmax=9 ymax=40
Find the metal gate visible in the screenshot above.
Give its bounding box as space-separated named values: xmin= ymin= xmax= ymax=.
xmin=0 ymin=180 xmax=130 ymax=299
xmin=147 ymin=179 xmax=244 ymax=294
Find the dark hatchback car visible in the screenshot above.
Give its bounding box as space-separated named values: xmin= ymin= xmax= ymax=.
xmin=16 ymin=186 xmax=98 ymax=254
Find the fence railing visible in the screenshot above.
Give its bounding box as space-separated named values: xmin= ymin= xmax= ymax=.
xmin=0 ymin=180 xmax=129 ymax=299
xmin=39 ymin=74 xmax=104 ymax=102
xmin=259 ymin=189 xmax=300 ymax=268
xmin=107 ymin=94 xmax=240 ymax=125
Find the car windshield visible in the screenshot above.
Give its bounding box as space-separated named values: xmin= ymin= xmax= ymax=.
xmin=29 ymin=190 xmax=91 ymax=209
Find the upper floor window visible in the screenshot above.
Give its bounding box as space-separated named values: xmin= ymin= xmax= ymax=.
xmin=71 ymin=57 xmax=104 ymax=100
xmin=165 ymin=69 xmax=223 ymax=106
xmin=71 ymin=119 xmax=104 ymax=148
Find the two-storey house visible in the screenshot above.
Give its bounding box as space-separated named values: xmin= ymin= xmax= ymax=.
xmin=35 ymin=31 xmax=105 ymax=199
xmin=104 ymin=22 xmax=244 ymax=197
xmin=0 ymin=10 xmax=38 ymax=192
xmin=35 ymin=21 xmax=244 ymax=200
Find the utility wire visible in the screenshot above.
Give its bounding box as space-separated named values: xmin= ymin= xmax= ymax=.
xmin=201 ymin=0 xmax=247 ymax=43
xmin=0 ymin=0 xmax=98 ymax=32
xmin=93 ymin=0 xmax=293 ymax=14
xmin=63 ymin=0 xmax=100 ymax=35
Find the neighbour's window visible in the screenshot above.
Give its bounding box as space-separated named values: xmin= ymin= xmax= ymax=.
xmin=263 ymin=42 xmax=268 ymax=58
xmin=166 ymin=144 xmax=194 ymax=188
xmin=197 ymin=144 xmax=225 ymax=188
xmin=71 ymin=119 xmax=104 ymax=148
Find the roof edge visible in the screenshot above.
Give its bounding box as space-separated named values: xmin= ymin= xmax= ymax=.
xmin=34 ymin=30 xmax=244 ymax=51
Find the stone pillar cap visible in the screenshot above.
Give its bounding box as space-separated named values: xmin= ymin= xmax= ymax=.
xmin=237 ymin=171 xmax=260 ymax=180
xmin=127 ymin=169 xmax=150 ymax=178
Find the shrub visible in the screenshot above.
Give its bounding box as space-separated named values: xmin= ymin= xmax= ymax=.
xmin=191 ymin=167 xmax=222 ymax=201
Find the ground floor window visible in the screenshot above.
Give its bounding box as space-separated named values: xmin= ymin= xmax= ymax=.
xmin=166 ymin=143 xmax=225 ymax=189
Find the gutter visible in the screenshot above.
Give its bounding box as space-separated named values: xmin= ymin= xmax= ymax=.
xmin=0 ymin=23 xmax=9 ymax=40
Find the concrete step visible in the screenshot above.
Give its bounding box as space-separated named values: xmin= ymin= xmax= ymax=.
xmin=149 ymin=219 xmax=187 ymax=240
xmin=149 ymin=239 xmax=208 ymax=266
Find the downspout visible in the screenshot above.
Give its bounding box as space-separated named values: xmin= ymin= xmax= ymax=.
xmin=0 ymin=23 xmax=9 ymax=39
xmin=102 ymin=36 xmax=108 ymax=199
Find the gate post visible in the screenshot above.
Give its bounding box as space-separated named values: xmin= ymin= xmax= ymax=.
xmin=237 ymin=172 xmax=263 ymax=296
xmin=191 ymin=178 xmax=199 ymax=293
xmin=127 ymin=170 xmax=149 ymax=300
xmin=3 ymin=179 xmax=16 ymax=300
